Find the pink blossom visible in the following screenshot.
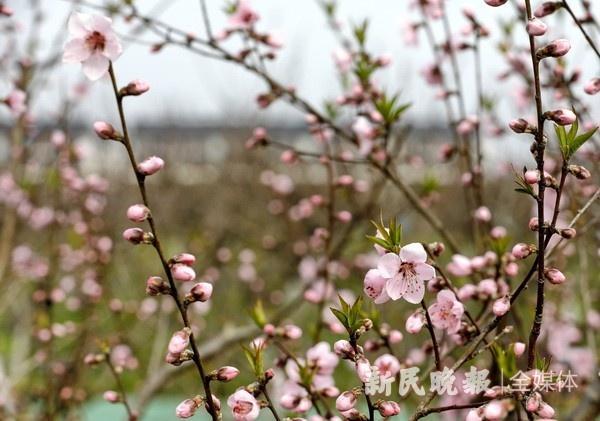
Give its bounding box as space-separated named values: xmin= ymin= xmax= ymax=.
xmin=405 ymin=311 xmax=425 ymax=334
xmin=545 ymin=109 xmax=576 ymax=125
xmin=333 ymin=49 xmax=352 ymax=73
xmin=227 ymin=389 xmax=260 ymax=421
xmin=421 ymin=63 xmax=443 ymax=85
xmin=376 ymin=243 xmax=436 ymax=303
xmin=474 ymin=206 xmax=492 ymax=222
xmin=447 ymin=254 xmax=472 ymax=277
xmin=103 ymin=390 xmax=119 ymax=403
xmin=333 ymin=340 xmax=355 ymax=359
xmin=121 ymin=79 xmax=150 ymax=96
xmin=513 ymin=342 xmax=526 ymax=357
xmin=137 ymin=156 xmax=165 ymax=176
xmin=378 ymin=401 xmax=401 ymax=417
xmin=335 ymin=391 xmax=357 ymax=412
xmin=538 ymin=39 xmax=571 ymax=59
xmin=171 ymin=264 xmax=196 ymax=282
xmin=63 ymin=13 xmax=122 ymax=80
xmin=524 ymin=170 xmax=540 ymax=184
xmin=526 ymin=18 xmax=547 ymax=36
xmin=228 ymin=0 xmax=259 ymax=29
xmin=534 ymin=2 xmax=561 ymax=17
xmin=188 ymin=282 xmax=213 ymax=302
xmin=374 ymin=354 xmax=401 ymax=378
xmin=544 ymin=267 xmax=565 ymax=284
xmin=122 ymin=227 xmax=145 ymax=244
xmin=355 ymin=357 xmax=372 ymax=383
xmin=429 ymin=290 xmax=464 ymax=333
xmin=492 ymin=296 xmax=510 ymax=316
xmin=511 ymin=243 xmax=534 ymax=259
xmin=168 ymin=329 xmax=190 ymax=354
xmin=126 ymin=204 xmax=150 ymax=222
xmin=3 ymin=90 xmax=26 ymax=116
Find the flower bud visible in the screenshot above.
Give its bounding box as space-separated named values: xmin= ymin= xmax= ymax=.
xmin=120 ymin=79 xmax=150 ymax=96
xmin=526 ymin=18 xmax=547 ymax=36
xmin=492 ymin=296 xmax=510 ymax=316
xmin=176 ymin=397 xmax=202 ymax=419
xmin=509 ymin=118 xmax=534 ymax=134
xmin=528 ymin=217 xmax=539 ymax=231
xmin=282 ymin=324 xmax=302 ymax=340
xmin=126 ymin=204 xmax=150 ymax=222
xmin=170 ymin=253 xmax=196 ymax=266
xmin=355 ymin=357 xmax=372 ymax=383
xmin=103 ymin=390 xmax=120 ymax=403
xmin=544 ymin=267 xmax=566 ymax=284
xmin=559 ymin=227 xmax=576 ymax=239
xmin=534 ymin=1 xmax=562 ymax=17
xmin=511 ymin=243 xmax=535 ymax=259
xmin=537 ymin=402 xmax=555 ymax=418
xmin=168 ymin=328 xmax=191 ymax=354
xmin=474 ymin=206 xmax=492 ymax=222
xmin=537 ymin=39 xmax=571 ymax=59
xmin=584 ymin=77 xmax=600 ymax=95
xmin=215 ymin=366 xmax=240 ymax=382
xmin=544 ymin=108 xmax=576 ymax=126
xmin=146 ymin=276 xmax=171 ymax=296
xmin=83 ymin=353 xmax=105 ymax=365
xmin=186 ymin=282 xmax=213 ymax=303
xmin=524 ymin=170 xmax=540 ymax=185
xmin=406 ymin=311 xmax=425 ymax=334
xmin=378 ymin=401 xmax=401 ymax=417
xmin=123 ymin=227 xmax=146 ymax=244
xmin=93 ymin=121 xmax=121 ymax=141
xmin=335 ymin=390 xmax=357 ymax=412
xmin=333 ymin=339 xmax=355 ymax=359
xmin=513 ymin=342 xmax=526 ymax=357
xmin=428 ymin=242 xmax=445 ymax=257
xmin=388 ymin=329 xmax=403 ymax=344
xmin=568 ymin=164 xmax=591 ymax=180
xmin=137 ymin=156 xmax=165 ymax=176
xmin=171 ymin=264 xmax=196 ymax=282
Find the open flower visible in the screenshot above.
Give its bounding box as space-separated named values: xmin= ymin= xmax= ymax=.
xmin=227 ymin=389 xmax=260 ymax=421
xmin=376 ymin=243 xmax=435 ymax=303
xmin=63 ymin=13 xmax=122 ymax=80
xmin=428 ymin=290 xmax=464 ymax=333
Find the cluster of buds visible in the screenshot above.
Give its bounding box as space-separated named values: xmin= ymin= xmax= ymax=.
xmin=165 ymin=328 xmax=194 ymax=366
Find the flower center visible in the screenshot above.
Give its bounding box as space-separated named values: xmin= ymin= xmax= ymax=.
xmin=85 ymin=31 xmax=106 ymax=51
xmin=234 ymin=401 xmax=253 ymax=414
xmin=399 ymin=262 xmax=416 ymax=277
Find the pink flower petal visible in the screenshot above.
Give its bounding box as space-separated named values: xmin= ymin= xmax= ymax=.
xmin=63 ymin=38 xmax=91 ymax=63
xmin=385 ymin=275 xmax=406 ymax=300
xmin=400 ymin=242 xmax=427 ymax=263
xmin=67 ymin=13 xmax=89 ymax=37
xmin=103 ymin=34 xmax=123 ymax=60
xmin=402 ymin=276 xmax=425 ymax=304
xmin=415 ymin=262 xmax=436 ymax=281
xmin=82 ymin=53 xmax=109 ymax=81
xmin=377 ymin=253 xmax=400 ymax=278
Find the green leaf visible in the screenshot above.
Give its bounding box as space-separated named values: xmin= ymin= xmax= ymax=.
xmin=330 ymin=307 xmax=348 ymax=329
xmin=570 ymin=127 xmax=597 ymax=157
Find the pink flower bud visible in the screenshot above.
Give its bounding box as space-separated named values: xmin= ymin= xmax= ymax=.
xmin=283 ymin=324 xmax=302 ymax=339
xmin=93 ymin=121 xmax=120 ymax=140
xmin=188 ymin=282 xmax=213 ymax=302
xmin=171 ymin=264 xmax=196 ymax=282
xmin=171 ymin=253 xmax=196 ymax=266
xmin=280 ymin=149 xmax=298 ymax=164
xmin=526 ymin=18 xmax=547 ymax=36
xmin=483 ymin=401 xmax=507 ymax=419
xmin=528 ymin=217 xmax=539 ymax=231
xmin=126 ymin=204 xmax=150 ymax=222
xmin=335 ymin=391 xmax=357 ymax=412
xmin=168 ymin=329 xmax=190 ymax=354
xmin=333 ymin=339 xmax=355 ymax=359
xmin=388 ymin=329 xmax=403 ymax=344
xmin=534 ymin=1 xmax=562 ymax=17
xmin=505 ymin=262 xmax=519 ymax=277
xmin=526 ymin=392 xmax=541 ymax=412
xmin=511 ymin=243 xmax=534 ymax=259
xmin=103 ymin=390 xmax=120 ymax=403
xmin=492 ymin=296 xmax=510 ymax=316
xmin=466 ymin=409 xmax=483 ymax=421
xmin=336 ymin=210 xmax=352 ymax=223
xmin=544 ymin=108 xmax=576 ymax=125
xmin=378 ymin=401 xmax=401 ymax=417
xmin=544 ymin=267 xmax=566 ymax=284
xmin=123 ymin=227 xmax=145 ymax=244
xmin=524 ymin=170 xmax=540 ymax=184
xmin=513 ymin=342 xmax=526 ymax=357
xmin=355 ymin=357 xmax=372 ymax=383
xmin=568 ymin=164 xmax=591 ymax=180
xmin=509 ymin=118 xmax=533 ymax=134
xmin=176 ymin=397 xmax=201 ymax=419
xmin=216 ymin=366 xmax=240 ymax=382
xmin=537 ymin=39 xmax=571 ymax=59
xmin=121 ymin=79 xmax=150 ymax=96
xmin=484 ymin=0 xmax=508 ymax=6
xmin=584 ymin=77 xmax=600 ymax=95
xmin=406 ymin=311 xmax=425 ymax=334
xmin=137 ymin=156 xmax=165 ymax=176
xmin=474 ymin=206 xmax=492 ymax=222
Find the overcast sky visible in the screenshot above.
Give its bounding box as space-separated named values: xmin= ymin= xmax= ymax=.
xmin=5 ymin=0 xmax=600 ymax=127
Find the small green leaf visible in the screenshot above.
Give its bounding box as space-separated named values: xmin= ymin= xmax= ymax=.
xmin=570 ymin=127 xmax=597 ymax=157
xmin=330 ymin=307 xmax=348 ymax=329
